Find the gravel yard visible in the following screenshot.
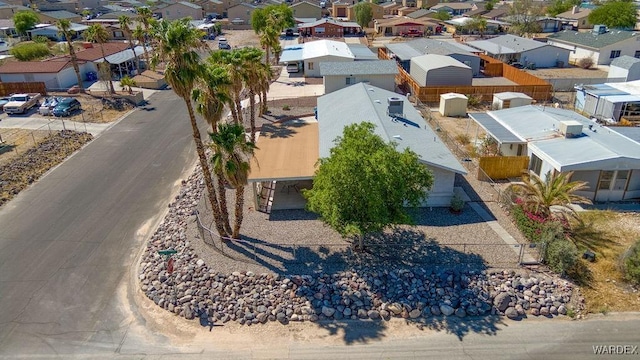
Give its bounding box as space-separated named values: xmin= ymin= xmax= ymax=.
xmin=525 ymin=67 xmax=608 ymax=79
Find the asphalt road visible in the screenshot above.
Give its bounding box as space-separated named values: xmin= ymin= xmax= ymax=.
xmin=0 ymin=88 xmax=639 ymax=359
xmin=0 ymin=89 xmax=198 ymax=357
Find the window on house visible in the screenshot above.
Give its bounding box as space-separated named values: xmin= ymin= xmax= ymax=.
xmin=308 ymin=62 xmax=314 ymax=70
xmin=598 ymin=170 xmax=614 ymax=190
xmin=346 ymin=77 xmax=355 ymax=85
xmin=635 ymin=50 xmax=640 ymax=58
xmin=530 ymin=154 xmax=543 ymax=175
xmin=610 ymin=50 xmax=621 ymax=59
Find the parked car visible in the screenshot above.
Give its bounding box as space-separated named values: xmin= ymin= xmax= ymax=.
xmin=286 ymin=62 xmax=300 ymax=73
xmin=0 ymin=97 xmax=11 ymax=112
xmin=39 ymin=97 xmax=62 ymax=116
xmin=52 ymin=98 xmax=81 ymax=117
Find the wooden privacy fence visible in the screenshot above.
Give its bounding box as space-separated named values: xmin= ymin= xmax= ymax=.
xmin=478 ymin=156 xmax=530 ymax=181
xmin=379 ymin=48 xmax=552 ymax=102
xmin=0 ymin=82 xmax=47 ymax=96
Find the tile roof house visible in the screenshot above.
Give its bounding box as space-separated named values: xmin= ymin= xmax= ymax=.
xmin=247 ymin=83 xmax=467 ymax=209
xmin=547 ymin=29 xmax=640 ymax=65
xmin=556 ymin=6 xmax=592 ymax=29
xmin=467 ymin=34 xmax=570 ymax=68
xmin=298 ymin=18 xmax=362 ymax=37
xmin=159 ymin=1 xmax=204 ymax=20
xmin=0 ymin=59 xmax=82 ymax=90
xmin=373 ymin=17 xmax=442 ymax=36
xmin=470 ymin=105 xmax=640 ymax=202
xmin=319 ymin=60 xmax=398 ymax=93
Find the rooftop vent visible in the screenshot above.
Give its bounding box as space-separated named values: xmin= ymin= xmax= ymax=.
xmin=592 ymin=24 xmax=607 ymax=35
xmin=387 ymin=97 xmax=404 ymax=116
xmin=559 ymin=120 xmax=583 ymax=138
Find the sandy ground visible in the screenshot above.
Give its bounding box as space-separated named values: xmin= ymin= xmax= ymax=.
xmin=525 ymin=67 xmax=608 ymax=79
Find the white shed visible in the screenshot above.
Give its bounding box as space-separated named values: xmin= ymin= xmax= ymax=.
xmin=439 ymin=93 xmax=468 ymax=117
xmin=409 ymin=54 xmax=472 ymax=87
xmin=608 ymin=56 xmax=640 ymax=81
xmin=492 ymin=92 xmax=533 ymax=110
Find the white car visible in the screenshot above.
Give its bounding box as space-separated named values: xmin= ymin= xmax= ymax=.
xmin=39 ymin=97 xmax=62 ymax=116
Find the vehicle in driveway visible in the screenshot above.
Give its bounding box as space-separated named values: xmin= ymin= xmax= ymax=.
xmin=286 ymin=62 xmax=300 ymax=73
xmin=52 ymin=98 xmax=81 ymax=117
xmin=4 ymin=93 xmax=42 ymax=115
xmin=0 ymin=97 xmax=10 ymax=112
xmin=39 ymin=97 xmax=62 ymax=115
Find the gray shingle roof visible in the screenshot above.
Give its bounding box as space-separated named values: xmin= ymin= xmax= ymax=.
xmin=386 ymin=38 xmax=478 ymax=60
xmin=178 ymin=1 xmax=202 ymax=9
xmin=40 ymin=10 xmax=80 ymax=19
xmin=548 ymin=29 xmax=639 ymax=50
xmin=346 ymin=43 xmax=377 ymax=60
xmin=467 ymin=34 xmax=546 ymax=54
xmin=610 ymin=55 xmax=640 ymax=69
xmin=319 ymin=60 xmax=398 ymax=76
xmin=407 ymin=9 xmax=435 ymax=19
xmin=317 ymin=83 xmax=467 ymax=174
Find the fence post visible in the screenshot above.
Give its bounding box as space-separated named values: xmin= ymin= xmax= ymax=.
xmin=518 ymin=244 xmax=524 ymax=265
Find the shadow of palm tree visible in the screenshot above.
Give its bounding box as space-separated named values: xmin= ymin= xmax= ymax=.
xmin=260 ymin=120 xmax=309 ymax=139
xmin=570 ymin=219 xmax=619 ymax=252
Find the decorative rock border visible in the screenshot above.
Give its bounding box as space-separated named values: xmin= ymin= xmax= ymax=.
xmin=139 ymin=167 xmax=584 ymax=325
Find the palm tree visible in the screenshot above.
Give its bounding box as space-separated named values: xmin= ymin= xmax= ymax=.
xmin=192 ymin=62 xmax=234 ymax=236
xmin=209 ymin=122 xmax=256 ymax=239
xmin=120 ymin=75 xmax=136 ymax=93
xmin=136 ymin=7 xmax=153 ymax=68
xmin=153 ymin=18 xmax=230 ymax=238
xmin=118 ymin=15 xmax=138 ymax=70
xmin=241 ymin=47 xmax=268 ymax=142
xmin=56 ymin=19 xmax=84 ymax=93
xmin=509 ymin=171 xmax=592 ymax=221
xmin=85 ymin=24 xmax=115 ymax=94
xmin=132 ymin=24 xmax=149 ymax=70
xmin=208 ymin=49 xmax=246 ymax=126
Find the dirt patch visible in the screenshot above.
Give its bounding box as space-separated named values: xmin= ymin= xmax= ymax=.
xmin=525 ymin=67 xmax=608 ymax=79
xmin=265 ymin=96 xmax=317 ymax=121
xmin=0 ymin=128 xmax=52 ymax=166
xmin=46 ymin=93 xmax=133 ymax=123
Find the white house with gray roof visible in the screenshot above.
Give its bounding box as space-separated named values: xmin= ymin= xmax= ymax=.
xmin=470 ymin=106 xmax=640 ymax=202
xmin=319 ymin=60 xmax=398 ymax=93
xmin=386 ymin=38 xmax=480 ymax=75
xmin=280 ymin=39 xmax=356 ymax=77
xmin=410 ymin=54 xmax=472 ymax=87
xmin=467 ymin=34 xmax=570 ymax=68
xmin=548 ymin=29 xmax=640 ymax=66
xmin=608 ymin=55 xmax=640 ymax=81
xmin=318 ymin=83 xmax=467 ymax=206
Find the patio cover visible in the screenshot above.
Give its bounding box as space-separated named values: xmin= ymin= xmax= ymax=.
xmin=469 ymin=112 xmax=525 ymax=144
xmin=95 ymin=46 xmax=148 ymax=65
xmin=248 ymin=121 xmax=319 ymax=182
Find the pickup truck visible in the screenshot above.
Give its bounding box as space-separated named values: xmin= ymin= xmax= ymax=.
xmin=400 ymin=29 xmax=423 ymax=37
xmin=4 ymin=93 xmax=42 ymax=115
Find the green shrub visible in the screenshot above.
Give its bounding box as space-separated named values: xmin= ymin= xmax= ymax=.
xmin=282 ymin=104 xmax=290 ymax=110
xmin=622 ymin=239 xmax=640 ymax=285
xmin=450 ymin=193 xmax=465 ymax=212
xmin=33 ymin=36 xmax=49 ymax=44
xmin=545 ymin=239 xmax=578 ymax=275
xmin=455 ymin=133 xmax=470 ymax=145
xmin=512 ymin=205 xmax=548 ymax=242
xmin=9 ymin=42 xmax=51 ymax=61
xmin=467 ymin=94 xmax=481 ymax=108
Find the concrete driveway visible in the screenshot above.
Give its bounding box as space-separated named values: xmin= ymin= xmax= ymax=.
xmin=268 ymin=66 xmax=324 ymax=101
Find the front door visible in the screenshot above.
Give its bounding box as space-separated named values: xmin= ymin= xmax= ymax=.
xmin=595 ymin=170 xmax=629 ymax=202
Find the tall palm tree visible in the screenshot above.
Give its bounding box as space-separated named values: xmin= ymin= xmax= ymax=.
xmin=118 ymin=15 xmax=138 ymax=70
xmin=85 ymin=24 xmax=115 ymax=94
xmin=208 ymin=49 xmax=247 ymax=126
xmin=56 ymin=19 xmax=84 ymax=93
xmin=132 ymin=24 xmax=149 ymax=69
xmin=192 ymin=63 xmax=234 ymax=236
xmin=153 ymin=18 xmax=230 ymax=238
xmin=241 ymin=47 xmax=268 ymax=142
xmin=509 ymin=171 xmax=592 ymax=221
xmin=209 ymin=122 xmax=256 ymax=239
xmin=136 ymin=7 xmax=153 ymax=68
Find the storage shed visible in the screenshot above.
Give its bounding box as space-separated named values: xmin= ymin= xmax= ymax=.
xmin=409 ymin=54 xmax=472 ymax=87
xmin=439 ymin=93 xmax=468 ymax=117
xmin=608 ymin=56 xmax=640 ymax=82
xmin=492 ymin=92 xmax=533 ymax=110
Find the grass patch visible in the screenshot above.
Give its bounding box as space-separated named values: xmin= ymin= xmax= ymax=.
xmin=576 ymin=210 xmax=640 ymax=313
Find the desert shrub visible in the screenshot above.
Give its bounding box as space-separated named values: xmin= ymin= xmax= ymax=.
xmin=450 ymin=192 xmax=465 ymax=212
xmin=9 ymin=42 xmax=50 ymax=61
xmin=578 ymin=57 xmax=594 ymax=69
xmin=621 ymin=239 xmax=640 ymax=285
xmin=467 ymin=94 xmax=481 ymax=108
xmin=33 ymin=36 xmax=49 ymax=44
xmin=282 ymin=104 xmax=290 ymax=110
xmin=545 ymin=239 xmax=578 ymax=275
xmin=455 ymin=133 xmax=470 ymax=145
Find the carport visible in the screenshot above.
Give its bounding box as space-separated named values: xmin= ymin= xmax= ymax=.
xmin=248 ymin=120 xmax=318 ymax=213
xmin=95 ymin=46 xmax=150 ymax=79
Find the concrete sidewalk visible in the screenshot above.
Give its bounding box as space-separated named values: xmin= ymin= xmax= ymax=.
xmin=0 ymin=116 xmax=112 ymax=136
xmin=267 ymin=66 xmax=324 ymax=100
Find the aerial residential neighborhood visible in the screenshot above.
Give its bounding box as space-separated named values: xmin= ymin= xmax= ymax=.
xmin=1 ymin=0 xmax=640 ymax=357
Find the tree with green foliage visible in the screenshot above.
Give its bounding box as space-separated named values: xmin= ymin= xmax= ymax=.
xmin=85 ymin=24 xmax=115 ymax=94
xmin=251 ymin=4 xmax=294 ymax=64
xmin=209 ymin=123 xmax=257 ymax=239
xmin=136 ymin=7 xmax=153 ymax=67
xmin=433 ymin=10 xmax=452 ymax=21
xmin=485 ymin=0 xmax=495 ymax=11
xmin=303 ymin=122 xmax=434 ymax=250
xmin=119 ymin=75 xmax=137 ymax=93
xmin=508 ymin=0 xmax=543 ymax=37
xmin=57 ymin=19 xmax=84 ymax=93
xmin=509 ymin=171 xmax=591 ymax=222
xmin=10 ymin=42 xmax=50 ymax=60
xmin=152 ymin=18 xmax=233 ymax=238
xmin=353 ymin=2 xmax=373 ymax=29
xmin=13 ymin=10 xmax=39 ymax=36
xmin=119 ymin=15 xmax=138 ymax=69
xmin=588 ymin=0 xmax=637 ymax=29
xmin=547 ymin=0 xmax=581 ymax=17
xmin=465 ymin=16 xmax=488 ymax=36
